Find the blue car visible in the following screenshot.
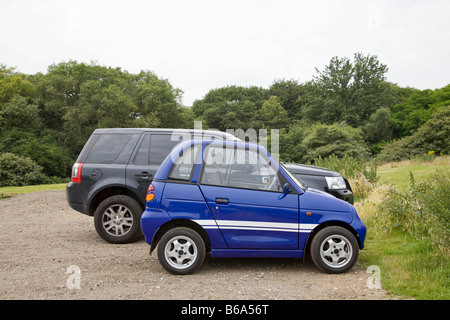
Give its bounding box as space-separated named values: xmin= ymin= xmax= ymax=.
xmin=141 ymin=140 xmax=366 ymax=275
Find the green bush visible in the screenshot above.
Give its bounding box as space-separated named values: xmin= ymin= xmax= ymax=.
xmin=378 ymin=106 xmax=450 ymax=163
xmin=379 ymin=170 xmax=450 ymax=252
xmin=0 ymin=153 xmax=46 ymax=187
xmin=280 ymin=121 xmax=369 ymax=164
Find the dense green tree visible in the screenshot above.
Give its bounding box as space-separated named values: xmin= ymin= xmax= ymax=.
xmin=378 ymin=106 xmax=450 ymax=162
xmin=0 ymin=65 xmax=36 ymax=105
xmin=301 ymin=123 xmax=368 ymax=163
xmin=132 ymin=70 xmax=185 ymax=128
xmin=192 ymin=85 xmax=269 ymax=131
xmin=268 ymin=79 xmax=305 ymax=118
xmin=1 ymin=95 xmax=42 ymax=131
xmin=364 ymin=107 xmax=393 ymax=145
xmin=391 ymin=84 xmax=450 ymax=137
xmin=280 ymin=121 xmax=368 ymax=163
xmin=251 ymin=96 xmax=290 ymax=130
xmin=38 ymin=61 xmax=187 ymax=156
xmin=301 ymin=53 xmax=396 ymax=126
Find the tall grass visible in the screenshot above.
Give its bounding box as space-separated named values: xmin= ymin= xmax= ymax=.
xmin=379 ymin=170 xmax=449 ymax=252
xmin=358 ymin=169 xmax=450 ymax=299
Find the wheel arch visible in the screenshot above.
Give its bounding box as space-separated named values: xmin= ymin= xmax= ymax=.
xmin=88 ymin=185 xmax=144 ymax=216
xmin=304 ymin=220 xmax=362 ymax=259
xmin=150 ymin=218 xmax=211 ymax=254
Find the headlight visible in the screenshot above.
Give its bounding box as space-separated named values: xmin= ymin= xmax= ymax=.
xmin=325 ymin=176 xmax=347 ymax=189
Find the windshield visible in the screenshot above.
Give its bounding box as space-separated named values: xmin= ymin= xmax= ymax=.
xmin=280 ymin=162 xmax=307 ymax=191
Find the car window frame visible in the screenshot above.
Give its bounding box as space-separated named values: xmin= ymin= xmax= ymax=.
xmin=198 ymin=143 xmax=290 ymax=193
xmin=166 ymin=144 xmax=201 ymax=184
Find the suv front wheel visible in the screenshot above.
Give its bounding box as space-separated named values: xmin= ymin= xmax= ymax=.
xmin=94 ymin=195 xmax=142 ymax=244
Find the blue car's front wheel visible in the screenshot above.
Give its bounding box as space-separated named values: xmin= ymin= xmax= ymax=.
xmin=157 ymin=227 xmax=206 ymax=275
xmin=310 ymin=226 xmax=359 ymax=274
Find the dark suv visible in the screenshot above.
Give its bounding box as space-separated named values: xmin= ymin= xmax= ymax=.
xmin=66 ymin=128 xmax=238 ymax=244
xmin=282 ymin=163 xmax=354 ymax=204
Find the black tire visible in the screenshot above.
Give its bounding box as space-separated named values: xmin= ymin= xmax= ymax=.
xmin=94 ymin=195 xmax=143 ymax=244
xmin=310 ymin=226 xmax=359 ymax=274
xmin=157 ymin=227 xmax=205 ymax=275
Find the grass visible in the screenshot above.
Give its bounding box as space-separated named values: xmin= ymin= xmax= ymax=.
xmin=357 ymin=156 xmax=450 ymax=300
xmin=360 ymin=225 xmax=449 ymax=299
xmin=377 ymin=156 xmax=449 ymax=189
xmin=0 ymin=183 xmax=67 ymax=199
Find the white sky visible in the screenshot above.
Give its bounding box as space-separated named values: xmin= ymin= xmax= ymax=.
xmin=1 ymin=0 xmax=449 ymax=106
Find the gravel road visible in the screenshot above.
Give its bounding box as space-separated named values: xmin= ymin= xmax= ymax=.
xmin=1 ymin=190 xmax=391 ymax=300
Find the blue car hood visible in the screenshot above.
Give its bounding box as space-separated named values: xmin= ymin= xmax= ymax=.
xmin=299 ymin=187 xmax=354 ymax=223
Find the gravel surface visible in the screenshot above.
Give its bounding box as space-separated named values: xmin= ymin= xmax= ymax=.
xmin=1 ymin=190 xmax=392 ymax=300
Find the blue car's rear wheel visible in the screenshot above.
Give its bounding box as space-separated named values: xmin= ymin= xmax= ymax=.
xmin=157 ymin=227 xmax=205 ymax=275
xmin=310 ymin=226 xmax=359 ymax=274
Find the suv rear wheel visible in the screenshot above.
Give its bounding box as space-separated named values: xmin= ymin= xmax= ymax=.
xmin=94 ymin=195 xmax=142 ymax=244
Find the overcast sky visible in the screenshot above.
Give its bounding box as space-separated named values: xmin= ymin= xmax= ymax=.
xmin=1 ymin=0 xmax=449 ymax=106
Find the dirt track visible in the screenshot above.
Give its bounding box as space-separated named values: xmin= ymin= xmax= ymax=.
xmin=0 ymin=190 xmax=392 ymax=300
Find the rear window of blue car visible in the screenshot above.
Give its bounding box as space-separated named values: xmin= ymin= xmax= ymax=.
xmin=168 ymin=145 xmax=201 ymax=181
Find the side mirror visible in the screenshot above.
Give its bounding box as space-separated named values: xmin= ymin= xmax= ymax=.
xmin=283 ymin=183 xmax=292 ymax=195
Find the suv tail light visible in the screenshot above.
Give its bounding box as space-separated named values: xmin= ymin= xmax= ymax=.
xmin=71 ymin=162 xmax=84 ymax=183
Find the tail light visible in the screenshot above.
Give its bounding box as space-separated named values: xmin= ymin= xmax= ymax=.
xmin=146 ymin=184 xmax=155 ymax=202
xmin=71 ymin=162 xmax=84 ymax=183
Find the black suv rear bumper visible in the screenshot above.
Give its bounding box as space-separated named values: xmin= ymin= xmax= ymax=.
xmin=66 ymin=182 xmax=90 ymax=215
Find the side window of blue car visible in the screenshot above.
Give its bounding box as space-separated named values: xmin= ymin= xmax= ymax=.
xmin=168 ymin=145 xmax=200 ymax=181
xmin=200 ymin=145 xmax=282 ymax=192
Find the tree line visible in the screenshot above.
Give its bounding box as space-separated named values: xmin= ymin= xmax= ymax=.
xmin=0 ymin=53 xmax=449 ymax=186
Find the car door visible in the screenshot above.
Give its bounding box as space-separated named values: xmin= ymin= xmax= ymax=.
xmin=126 ymin=132 xmax=184 ymax=202
xmin=199 ymin=145 xmax=299 ymax=249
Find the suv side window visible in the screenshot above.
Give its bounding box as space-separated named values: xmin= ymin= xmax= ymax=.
xmin=200 ymin=145 xmax=282 ymax=192
xmin=133 ymin=134 xmax=150 ymax=165
xmin=86 ymin=134 xmax=133 ymax=164
xmin=149 ymin=134 xmax=184 ymax=165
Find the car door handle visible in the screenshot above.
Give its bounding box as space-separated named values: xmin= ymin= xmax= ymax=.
xmin=135 ymin=172 xmax=153 ymax=179
xmin=215 ymin=198 xmax=229 ymax=205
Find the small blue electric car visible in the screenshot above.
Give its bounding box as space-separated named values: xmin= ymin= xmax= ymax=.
xmin=141 ymin=140 xmax=366 ymax=275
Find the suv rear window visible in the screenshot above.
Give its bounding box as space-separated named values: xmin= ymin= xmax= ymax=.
xmin=86 ymin=134 xmax=132 ymax=164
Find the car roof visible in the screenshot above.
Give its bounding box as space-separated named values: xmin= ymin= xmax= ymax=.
xmin=282 ymin=162 xmax=342 ymax=177
xmin=92 ymin=128 xmax=239 ymax=140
